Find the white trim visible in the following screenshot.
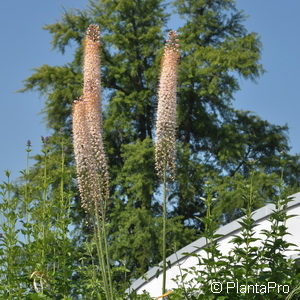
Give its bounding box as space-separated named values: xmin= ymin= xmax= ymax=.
xmin=127 ymin=192 xmax=300 ymax=294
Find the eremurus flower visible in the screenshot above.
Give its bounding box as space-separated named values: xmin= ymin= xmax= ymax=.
xmin=155 ymin=31 xmax=180 ymax=181
xmin=72 ymin=24 xmax=109 ymax=215
xmin=72 ymin=97 xmax=90 ymax=210
xmin=154 ymin=30 xmax=180 ymax=295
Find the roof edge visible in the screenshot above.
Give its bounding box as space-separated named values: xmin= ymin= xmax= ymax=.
xmin=127 ymin=192 xmax=300 ymax=293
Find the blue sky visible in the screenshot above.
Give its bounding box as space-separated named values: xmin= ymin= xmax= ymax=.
xmin=1 ymin=0 xmax=300 ymax=183
xmin=234 ymin=1 xmax=300 ymax=154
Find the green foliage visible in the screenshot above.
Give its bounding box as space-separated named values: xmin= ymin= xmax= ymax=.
xmin=0 ymin=139 xmax=78 ymax=299
xmin=0 ymin=172 xmax=25 ymax=298
xmin=170 ymin=180 xmax=300 ymax=300
xmin=113 ymin=138 xmax=157 ymax=209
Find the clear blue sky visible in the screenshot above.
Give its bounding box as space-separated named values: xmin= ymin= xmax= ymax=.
xmin=1 ymin=0 xmax=300 ymax=183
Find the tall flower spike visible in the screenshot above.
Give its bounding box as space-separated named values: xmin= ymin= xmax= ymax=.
xmin=83 ymin=24 xmax=109 ymax=215
xmin=72 ymin=24 xmax=109 ymax=215
xmin=155 ymin=30 xmax=180 ymax=181
xmin=83 ymin=24 xmax=101 ymax=104
xmin=72 ymin=97 xmax=94 ymax=212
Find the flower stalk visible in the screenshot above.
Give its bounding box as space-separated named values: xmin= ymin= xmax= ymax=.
xmin=155 ymin=30 xmax=180 ymax=294
xmin=72 ymin=24 xmax=113 ymax=299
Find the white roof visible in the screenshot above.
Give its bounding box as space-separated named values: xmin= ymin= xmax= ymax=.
xmin=128 ymin=192 xmax=300 ymax=297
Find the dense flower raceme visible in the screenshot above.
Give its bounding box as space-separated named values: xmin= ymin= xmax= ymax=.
xmin=155 ymin=31 xmax=180 ymax=181
xmin=72 ymin=25 xmax=109 ymax=215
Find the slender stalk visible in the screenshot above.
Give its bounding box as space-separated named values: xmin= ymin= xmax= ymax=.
xmin=5 ymin=172 xmax=13 ymax=299
xmin=72 ymin=24 xmax=114 ymax=299
xmin=86 ymin=243 xmax=102 ymax=300
xmin=174 ymin=247 xmax=189 ymax=300
xmin=41 ymin=138 xmax=49 ymax=272
xmin=58 ymin=135 xmax=69 ymax=294
xmin=60 ymin=136 xmax=64 ymax=221
xmin=24 ymin=140 xmax=31 ymax=244
xmin=102 ymin=215 xmax=113 ymax=298
xmin=95 ymin=196 xmax=113 ymax=299
xmin=204 ymin=192 xmax=217 ymax=277
xmin=245 ymin=173 xmax=254 ymax=288
xmin=155 ymin=31 xmax=180 ymax=295
xmin=162 ymin=163 xmax=167 ymax=294
xmin=94 ymin=212 xmax=110 ymax=298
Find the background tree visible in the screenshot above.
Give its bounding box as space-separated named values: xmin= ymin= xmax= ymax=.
xmin=20 ymin=0 xmax=300 ymax=283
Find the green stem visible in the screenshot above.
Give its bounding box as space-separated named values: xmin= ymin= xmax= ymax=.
xmin=205 ymin=194 xmax=217 ymax=276
xmin=162 ymin=164 xmax=167 ymax=295
xmin=6 ymin=173 xmax=12 ymax=299
xmin=102 ymin=214 xmax=114 ymax=299
xmin=174 ymin=246 xmax=189 ymax=300
xmin=60 ymin=138 xmax=65 ymax=223
xmin=94 ymin=209 xmax=111 ymax=299
xmin=87 ymin=244 xmax=102 ymax=300
xmin=245 ymin=174 xmax=254 ymax=288
xmin=59 ymin=137 xmax=68 ymax=293
xmin=25 ymin=145 xmax=31 ymax=244
xmin=41 ymin=149 xmax=47 ymax=271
